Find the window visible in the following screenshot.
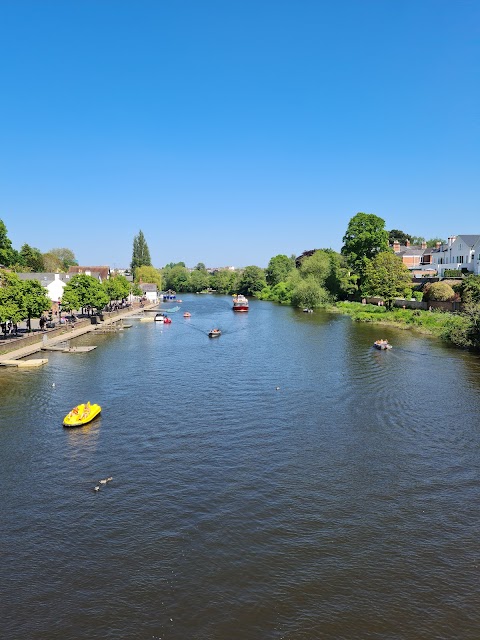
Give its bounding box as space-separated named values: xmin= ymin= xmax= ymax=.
xmin=459 ymin=256 xmax=464 ymax=263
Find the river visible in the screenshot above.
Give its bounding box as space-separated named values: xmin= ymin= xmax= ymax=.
xmin=1 ymin=294 xmax=479 ymax=639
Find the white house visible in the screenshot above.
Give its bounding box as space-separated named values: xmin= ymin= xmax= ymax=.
xmin=432 ymin=235 xmax=480 ymax=277
xmin=17 ymin=272 xmax=70 ymax=303
xmin=139 ymin=283 xmax=158 ymax=302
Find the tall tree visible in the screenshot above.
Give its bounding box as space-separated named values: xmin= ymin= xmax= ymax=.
xmin=291 ymin=276 xmax=330 ymax=309
xmin=0 ymin=270 xmax=24 ymax=323
xmin=164 ymin=265 xmax=190 ymax=292
xmin=266 ymin=254 xmax=295 ymax=286
xmin=189 ymin=269 xmax=211 ymax=292
xmin=237 ymin=266 xmax=267 ymax=296
xmin=103 ymin=275 xmax=131 ymax=302
xmin=42 ymin=252 xmax=64 ymax=272
xmin=20 ymin=244 xmax=45 ymax=272
xmin=61 ymin=274 xmax=109 ymax=313
xmin=361 ymin=253 xmax=412 ymax=309
xmin=299 ymin=250 xmax=331 ymax=285
xmin=134 ymin=265 xmax=162 ymax=289
xmin=341 ymin=213 xmax=390 ymax=274
xmin=48 ymin=248 xmax=77 ymax=270
xmin=0 ymin=219 xmax=20 ymax=267
xmin=426 ymin=237 xmax=446 ymax=248
xmin=388 ymin=229 xmax=412 ymax=245
xmin=131 ymin=230 xmax=152 ymax=273
xmin=21 ymin=279 xmax=51 ymax=328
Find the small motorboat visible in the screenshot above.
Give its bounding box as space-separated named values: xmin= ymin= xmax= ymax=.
xmin=154 ymin=314 xmax=165 ymax=323
xmin=164 ymin=317 xmax=172 ymax=324
xmin=183 ymin=312 xmax=191 ymax=318
xmin=374 ymin=339 xmax=392 ymax=350
xmin=208 ymin=329 xmax=221 ymax=338
xmin=63 ymin=402 xmax=101 ymax=427
xmin=303 ymin=308 xmax=313 ymax=313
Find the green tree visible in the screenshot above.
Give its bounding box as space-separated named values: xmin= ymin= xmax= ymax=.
xmin=210 ymin=269 xmax=238 ymax=294
xmin=299 ymin=250 xmax=331 ymax=284
xmin=189 ymin=269 xmax=211 ymax=292
xmin=42 ymin=252 xmax=64 ymax=272
xmin=131 ymin=230 xmax=152 ymax=273
xmin=0 ymin=270 xmax=24 ymax=323
xmin=237 ymin=266 xmax=267 ymax=296
xmin=0 ymin=219 xmax=20 ymax=267
xmin=194 ymin=262 xmax=206 ymax=271
xmin=459 ymin=275 xmax=480 ymax=304
xmin=341 ymin=212 xmax=390 ymax=274
xmin=291 ymin=276 xmax=330 ymax=309
xmin=103 ymin=275 xmax=131 ymax=302
xmin=20 ymin=244 xmax=45 ymax=272
xmin=410 ymin=236 xmax=426 ymax=245
xmin=361 ymin=252 xmax=412 ymax=309
xmin=265 ymin=254 xmax=295 ymax=286
xmin=21 ymin=279 xmax=51 ymax=329
xmin=323 ymin=250 xmax=356 ymax=299
xmin=61 ymin=274 xmax=109 ymax=313
xmin=426 ymin=237 xmax=446 ymax=248
xmin=388 ymin=229 xmax=412 ymax=245
xmin=48 ymin=248 xmax=77 ymax=270
xmin=134 ymin=265 xmax=162 ymax=289
xmin=164 ymin=265 xmax=190 ymax=292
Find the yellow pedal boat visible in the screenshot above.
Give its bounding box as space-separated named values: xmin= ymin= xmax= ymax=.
xmin=63 ymin=402 xmax=101 ymax=427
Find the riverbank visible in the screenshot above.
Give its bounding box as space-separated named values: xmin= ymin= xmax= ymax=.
xmin=0 ymin=302 xmax=158 ymax=361
xmin=329 ymin=300 xmax=469 ymax=341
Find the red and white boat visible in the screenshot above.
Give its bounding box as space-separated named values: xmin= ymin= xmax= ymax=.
xmin=232 ymin=294 xmax=249 ymax=312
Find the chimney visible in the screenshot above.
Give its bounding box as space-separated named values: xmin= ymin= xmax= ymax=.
xmin=421 ymin=241 xmax=427 ymax=249
xmin=436 ymin=242 xmax=441 ymax=249
xmin=393 ymin=241 xmax=400 ymax=252
xmin=405 ymin=240 xmax=410 ymax=247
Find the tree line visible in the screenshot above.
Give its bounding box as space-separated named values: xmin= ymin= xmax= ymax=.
xmin=0 ymin=219 xmax=78 ymax=272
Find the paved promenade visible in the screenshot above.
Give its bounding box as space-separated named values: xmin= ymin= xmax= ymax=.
xmin=0 ymin=303 xmax=158 ymax=361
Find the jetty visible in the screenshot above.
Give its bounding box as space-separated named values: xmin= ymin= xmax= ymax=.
xmin=0 ymin=358 xmax=48 ymax=368
xmin=42 ymin=345 xmax=97 ymax=353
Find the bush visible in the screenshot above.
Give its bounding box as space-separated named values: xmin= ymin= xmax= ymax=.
xmin=423 ymin=281 xmax=455 ymax=302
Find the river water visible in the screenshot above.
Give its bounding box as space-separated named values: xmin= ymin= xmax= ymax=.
xmin=1 ymin=295 xmax=479 ymax=639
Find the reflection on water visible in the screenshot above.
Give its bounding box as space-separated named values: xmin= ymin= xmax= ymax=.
xmin=64 ymin=418 xmax=102 ymax=456
xmin=1 ymin=295 xmax=480 ymax=640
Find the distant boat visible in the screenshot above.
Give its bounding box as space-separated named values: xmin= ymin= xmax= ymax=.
xmin=303 ymin=308 xmax=313 ymax=313
xmin=208 ymin=329 xmax=221 ymax=338
xmin=63 ymin=402 xmax=101 ymax=427
xmin=183 ymin=312 xmax=191 ymax=318
xmin=154 ymin=314 xmax=165 ymax=323
xmin=374 ymin=339 xmax=392 ymax=350
xmin=232 ymin=294 xmax=249 ymax=312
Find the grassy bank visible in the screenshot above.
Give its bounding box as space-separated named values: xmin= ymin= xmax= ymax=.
xmin=329 ymin=301 xmax=469 ymax=340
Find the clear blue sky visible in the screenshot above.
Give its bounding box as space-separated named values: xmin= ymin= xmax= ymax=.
xmin=1 ymin=0 xmax=478 ymax=268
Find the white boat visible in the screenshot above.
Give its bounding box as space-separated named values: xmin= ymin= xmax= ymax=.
xmin=232 ymin=294 xmax=249 ymax=312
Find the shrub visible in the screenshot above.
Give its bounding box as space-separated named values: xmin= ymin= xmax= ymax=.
xmin=423 ymin=282 xmax=455 ymax=302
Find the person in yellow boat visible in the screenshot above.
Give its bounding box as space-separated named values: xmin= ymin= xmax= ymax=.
xmin=81 ymin=402 xmax=91 ymax=419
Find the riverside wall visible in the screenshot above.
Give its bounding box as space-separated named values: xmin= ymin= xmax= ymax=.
xmin=0 ymin=303 xmax=157 ymax=359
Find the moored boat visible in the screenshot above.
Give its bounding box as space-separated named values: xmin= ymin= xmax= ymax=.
xmin=374 ymin=339 xmax=392 ymax=350
xmin=154 ymin=313 xmax=165 ymax=323
xmin=208 ymin=329 xmax=221 ymax=338
xmin=63 ymin=402 xmax=101 ymax=427
xmin=232 ymin=294 xmax=249 ymax=312
xmin=183 ymin=312 xmax=191 ymax=318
